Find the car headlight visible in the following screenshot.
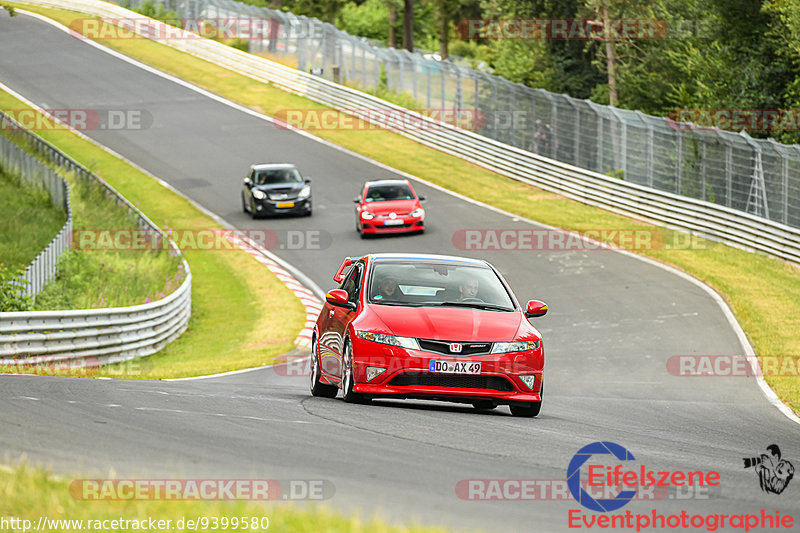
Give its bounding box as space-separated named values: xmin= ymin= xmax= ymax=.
xmin=410 ymin=208 xmax=424 ymax=218
xmin=252 ymin=190 xmax=266 ymax=200
xmin=361 ymin=211 xmax=375 ymax=220
xmin=298 ymin=185 xmax=311 ymax=199
xmin=491 ymin=340 xmax=540 ymax=354
xmin=357 ymin=331 xmax=419 ymax=350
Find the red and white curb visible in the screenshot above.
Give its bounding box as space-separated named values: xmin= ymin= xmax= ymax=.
xmin=225 ymin=233 xmax=321 ymax=350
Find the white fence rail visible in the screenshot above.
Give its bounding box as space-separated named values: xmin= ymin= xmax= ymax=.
xmin=0 ymin=101 xmax=191 ymax=366
xmin=0 ymin=116 xmax=72 ymax=296
xmin=20 ymin=1 xmax=800 ymax=264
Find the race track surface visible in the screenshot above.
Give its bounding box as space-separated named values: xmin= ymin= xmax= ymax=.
xmin=1 ymin=13 xmax=798 ymax=532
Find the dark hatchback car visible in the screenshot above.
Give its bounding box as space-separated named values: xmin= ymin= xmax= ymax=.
xmin=241 ymin=163 xmax=312 ymax=218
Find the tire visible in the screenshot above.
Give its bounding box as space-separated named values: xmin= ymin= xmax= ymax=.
xmin=310 ymin=336 xmax=338 ymax=398
xmin=242 ymin=193 xmax=249 ymax=213
xmin=509 ymin=382 xmax=543 ymax=417
xmin=341 ymin=340 xmax=369 ymax=403
xmin=510 ymin=402 xmax=541 ymax=417
xmin=472 ymin=400 xmax=496 ymax=411
xmin=249 ymin=198 xmax=258 ymax=219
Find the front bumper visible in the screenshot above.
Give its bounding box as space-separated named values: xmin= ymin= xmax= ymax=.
xmin=360 ymin=216 xmax=424 ymax=234
xmin=254 ymin=197 xmax=312 ymax=215
xmin=348 ymin=338 xmax=543 ymax=404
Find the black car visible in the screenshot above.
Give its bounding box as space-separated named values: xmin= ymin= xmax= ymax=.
xmin=241 ymin=163 xmax=312 ymax=218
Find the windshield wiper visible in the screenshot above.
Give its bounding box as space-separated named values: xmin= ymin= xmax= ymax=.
xmin=430 ymin=301 xmax=513 ymax=312
xmin=370 ymin=301 xmax=422 ymax=307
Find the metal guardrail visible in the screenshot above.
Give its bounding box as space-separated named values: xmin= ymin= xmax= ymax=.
xmin=127 ymin=0 xmax=799 ymax=231
xmin=19 ymin=1 xmax=800 ymax=265
xmin=0 ymin=104 xmax=191 ymax=366
xmin=0 ymin=115 xmax=72 ymax=297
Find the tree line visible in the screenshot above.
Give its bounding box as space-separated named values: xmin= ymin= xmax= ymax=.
xmin=242 ymin=0 xmax=800 ymax=143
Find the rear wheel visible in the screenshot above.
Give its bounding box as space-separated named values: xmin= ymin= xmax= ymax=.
xmin=342 ymin=340 xmax=369 ymax=403
xmin=310 ymin=337 xmax=338 ymax=398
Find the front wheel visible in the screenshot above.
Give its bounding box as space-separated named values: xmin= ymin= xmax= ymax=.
xmin=341 ymin=340 xmax=369 ymax=403
xmin=310 ymin=337 xmax=338 ymax=398
xmin=509 ymin=402 xmax=541 ymax=417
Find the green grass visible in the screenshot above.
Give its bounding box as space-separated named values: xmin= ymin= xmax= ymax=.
xmin=30 ymin=169 xmax=182 ymax=310
xmin=0 ymin=167 xmax=65 ymax=273
xmin=0 ymin=91 xmax=305 ymax=381
xmin=0 ymin=463 xmax=450 ymax=533
xmin=6 ymin=3 xmax=800 ymax=413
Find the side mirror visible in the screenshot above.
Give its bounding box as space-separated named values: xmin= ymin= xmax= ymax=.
xmin=418 ymin=195 xmax=426 ymax=201
xmin=243 ymin=177 xmax=252 ymax=187
xmin=525 ymin=300 xmax=548 ymax=318
xmin=305 ymin=178 xmax=311 ymax=183
xmin=326 ymin=289 xmax=355 ymax=310
xmin=353 ymin=197 xmax=361 ymax=203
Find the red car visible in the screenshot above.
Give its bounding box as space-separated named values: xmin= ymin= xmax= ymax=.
xmin=354 ymin=179 xmax=425 ymax=237
xmin=310 ymin=254 xmax=548 ymax=417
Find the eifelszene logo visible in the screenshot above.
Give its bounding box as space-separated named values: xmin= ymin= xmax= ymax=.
xmin=743 ymin=445 xmax=794 ymax=494
xmin=567 ymin=441 xmax=721 ymax=512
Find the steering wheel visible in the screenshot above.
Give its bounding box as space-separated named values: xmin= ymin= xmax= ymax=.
xmin=460 ymin=297 xmax=484 ymax=303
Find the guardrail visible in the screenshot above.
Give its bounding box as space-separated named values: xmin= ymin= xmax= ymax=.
xmin=0 ymin=114 xmax=72 ymax=297
xmin=20 ymin=1 xmax=800 ymax=265
xmin=0 ymin=104 xmax=191 ymax=366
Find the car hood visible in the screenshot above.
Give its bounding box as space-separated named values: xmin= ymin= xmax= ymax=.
xmin=254 ymin=183 xmax=305 ymax=192
xmin=368 ymin=305 xmax=522 ymax=341
xmin=362 ymin=199 xmax=419 ymax=215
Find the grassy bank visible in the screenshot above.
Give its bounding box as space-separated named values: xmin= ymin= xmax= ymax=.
xmin=0 ymin=94 xmax=305 ymax=380
xmin=0 ymin=167 xmax=65 ymax=273
xmin=6 ymin=2 xmax=800 ymax=413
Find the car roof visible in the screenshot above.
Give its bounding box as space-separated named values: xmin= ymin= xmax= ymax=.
xmin=366 ymin=253 xmax=490 ymax=267
xmin=363 ymin=179 xmax=412 ymax=188
xmin=250 ymin=163 xmax=298 ymax=171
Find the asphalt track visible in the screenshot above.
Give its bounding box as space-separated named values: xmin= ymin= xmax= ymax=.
xmin=1 ymin=12 xmax=799 ymax=532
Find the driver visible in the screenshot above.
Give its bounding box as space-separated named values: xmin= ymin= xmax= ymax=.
xmin=458 ymin=278 xmax=480 ymax=301
xmin=375 ymin=275 xmax=401 ymax=300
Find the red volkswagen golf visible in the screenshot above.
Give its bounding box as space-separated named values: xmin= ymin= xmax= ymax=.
xmin=310 ymin=254 xmax=548 ymax=417
xmin=354 ymin=179 xmax=425 ymax=237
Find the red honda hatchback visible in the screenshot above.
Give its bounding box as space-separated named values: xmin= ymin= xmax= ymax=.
xmin=310 ymin=254 xmax=548 ymax=417
xmin=354 ymin=179 xmax=425 ymax=237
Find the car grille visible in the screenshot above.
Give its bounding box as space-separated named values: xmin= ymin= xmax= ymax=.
xmin=417 ymin=339 xmax=492 ymax=356
xmin=267 ymin=188 xmax=298 ymax=200
xmin=388 ymin=373 xmax=513 ymax=392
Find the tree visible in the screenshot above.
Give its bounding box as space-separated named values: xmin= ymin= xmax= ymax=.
xmin=403 ymin=0 xmax=414 ymax=50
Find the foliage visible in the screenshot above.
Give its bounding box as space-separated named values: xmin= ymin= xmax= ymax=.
xmin=0 ymin=264 xmax=32 ymax=312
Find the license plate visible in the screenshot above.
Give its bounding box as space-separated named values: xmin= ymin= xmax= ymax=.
xmin=276 ymin=202 xmax=295 ymax=208
xmin=383 ymin=219 xmax=404 ymax=225
xmin=429 ymin=360 xmax=481 ymax=374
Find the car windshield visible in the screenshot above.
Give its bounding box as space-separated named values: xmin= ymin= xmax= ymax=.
xmin=368 ymin=261 xmax=515 ymax=311
xmin=255 ymin=168 xmax=303 ymax=185
xmin=364 ymin=184 xmax=414 ymax=202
